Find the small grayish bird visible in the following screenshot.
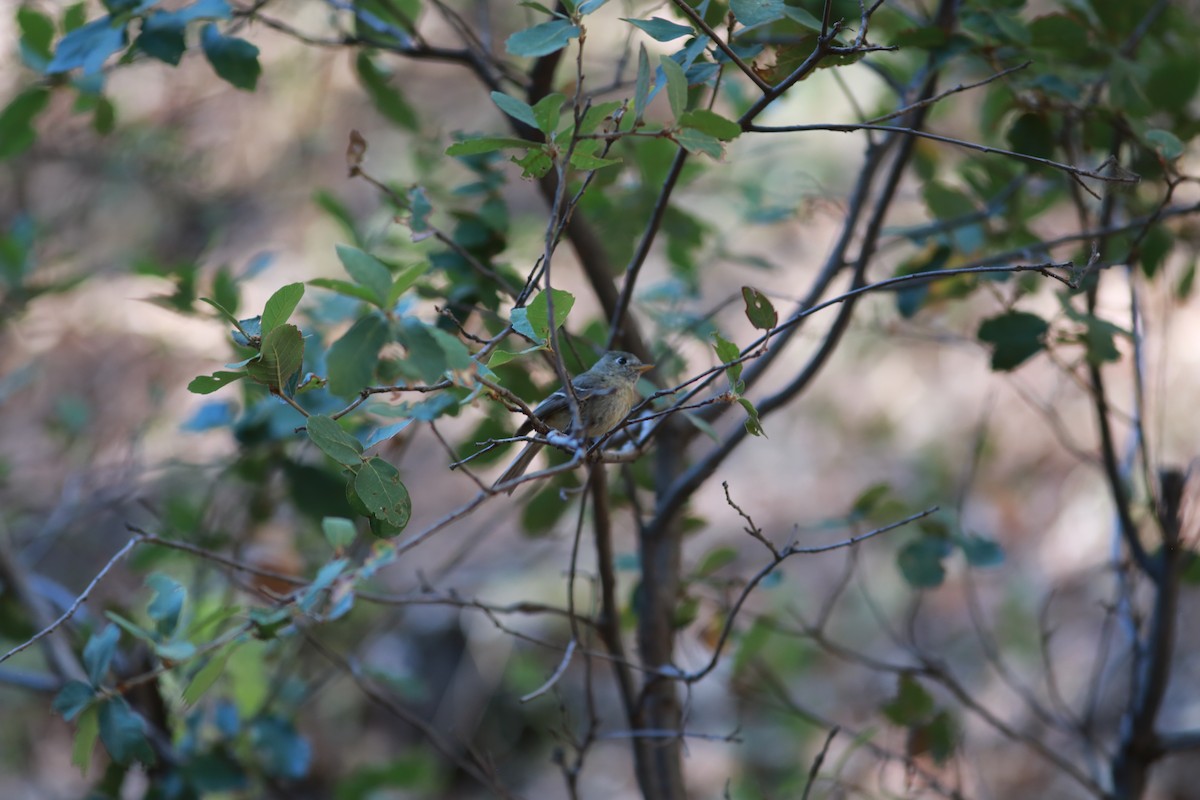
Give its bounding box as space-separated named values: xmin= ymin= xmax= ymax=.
xmin=494 ymin=351 xmax=653 ymax=494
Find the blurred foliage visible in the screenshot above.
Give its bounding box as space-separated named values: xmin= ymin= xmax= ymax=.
xmin=1 ymin=0 xmax=1198 ymax=797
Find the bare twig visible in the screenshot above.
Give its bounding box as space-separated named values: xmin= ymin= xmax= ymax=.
xmin=521 ymin=638 xmax=577 ymax=703
xmin=746 ymin=122 xmax=1138 ymax=191
xmin=800 ymin=727 xmax=840 ymax=800
xmin=667 ymin=0 xmax=771 ymax=92
xmin=0 ymin=534 xmax=143 ymax=668
xmin=681 ymin=507 xmax=937 ymax=684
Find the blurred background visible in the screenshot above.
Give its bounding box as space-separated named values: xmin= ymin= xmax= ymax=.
xmin=2 ymin=1 xmax=1199 ymax=798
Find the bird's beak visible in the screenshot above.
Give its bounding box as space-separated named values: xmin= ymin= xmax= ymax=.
xmin=636 ymin=363 xmax=655 ymax=374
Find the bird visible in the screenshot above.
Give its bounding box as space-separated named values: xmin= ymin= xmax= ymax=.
xmin=493 ymin=351 xmax=653 ymax=494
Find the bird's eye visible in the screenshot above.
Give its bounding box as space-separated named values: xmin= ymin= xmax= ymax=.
xmin=617 ymin=356 xmax=627 ymax=365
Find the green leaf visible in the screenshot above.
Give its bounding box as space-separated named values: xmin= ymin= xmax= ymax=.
xmin=327 ymin=313 xmax=388 ymax=397
xmin=633 ymin=45 xmax=651 ymax=121
xmin=397 ymin=318 xmax=448 ymax=383
xmin=354 ymin=457 xmax=412 ymax=531
xmin=1139 ymin=225 xmax=1172 ymax=279
xmin=137 ymin=14 xmax=186 ymax=64
xmin=245 ymin=324 xmax=305 ymax=391
xmin=923 ymin=181 xmax=976 ymax=220
xmin=522 ymin=484 xmax=572 ymax=534
xmin=182 ymin=646 xmax=232 ymax=706
xmin=569 ymin=151 xmax=622 ymax=170
xmin=187 ymin=370 xmax=246 ymax=395
xmin=54 ymin=680 xmax=97 ymax=721
xmin=505 ymin=18 xmax=580 ymax=57
xmin=387 ymin=262 xmax=429 ymax=306
xmin=513 ymin=147 xmax=553 ymax=178
xmin=1029 ymin=13 xmax=1090 ymax=56
xmin=1080 ymin=315 xmax=1124 ymax=365
xmin=882 ymin=673 xmax=934 ymax=725
xmin=98 ymin=696 xmax=156 ymax=766
xmin=1144 ymin=129 xmax=1184 ymax=161
xmin=200 ymin=24 xmax=260 ymax=91
xmin=145 ymin=574 xmax=186 ymax=637
xmin=490 ymin=90 xmax=538 ymax=129
xmin=977 ymin=311 xmax=1048 ymax=371
xmin=446 ymin=137 xmax=534 ymax=156
xmin=64 ymin=3 xmax=87 ymax=32
xmin=18 ymin=8 xmax=56 ymax=61
xmin=250 ymin=716 xmax=310 ymax=779
xmin=261 ymin=282 xmax=304 ymax=333
xmin=105 ymin=611 xmax=156 ymax=644
xmin=72 ymin=705 xmax=100 ymax=774
xmin=488 ymin=347 xmax=536 ymax=368
xmin=1006 ymin=112 xmax=1055 ymax=161
xmin=46 ymin=16 xmax=126 ymax=75
xmin=0 ymin=88 xmax=51 ymax=160
xmin=738 ymin=397 xmax=765 ymax=437
xmin=730 ymin=0 xmax=785 ymax=27
xmin=852 ymin=483 xmax=892 ymax=516
xmin=299 ymin=558 xmax=349 ymax=612
xmin=82 ymin=625 xmax=120 ymax=687
xmin=897 ymin=536 xmax=952 ymax=588
xmin=892 ymin=244 xmax=952 ymax=318
xmin=336 ymin=753 xmax=443 ymax=798
xmin=677 ymin=109 xmax=741 ymax=141
xmin=661 ymin=55 xmax=688 ymax=118
xmin=741 ymin=286 xmax=777 ymax=330
xmin=893 ymin=25 xmax=949 ymax=49
xmin=1176 ymin=259 xmax=1195 ymax=301
xmin=428 ymin=327 xmax=473 ymax=371
xmin=695 ymin=546 xmax=738 ymax=578
xmin=959 ymin=534 xmax=1004 ymax=567
xmin=322 ymin=517 xmax=357 ymax=550
xmin=712 ymin=332 xmax=742 ymax=387
xmin=921 ymin=710 xmax=958 ymax=764
xmin=781 ymin=5 xmax=822 ymax=30
xmin=674 ymin=127 xmax=723 ymax=158
xmin=531 ymin=92 xmax=564 ymax=136
xmin=167 ymin=0 xmax=233 ymax=23
xmin=511 ymin=289 xmax=574 ymax=343
xmin=154 ymin=640 xmax=197 ymax=661
xmin=212 ymin=266 xmax=240 ymax=317
xmin=732 ymin=617 xmax=772 ymax=675
xmin=623 ymin=16 xmax=695 ymax=41
xmin=408 ymin=186 xmax=432 ymax=237
xmin=518 ymin=0 xmax=557 ymax=13
xmin=314 ymin=189 xmax=360 ymax=243
xmin=355 ymin=52 xmax=417 ymax=130
xmin=307 ymin=277 xmax=378 ymax=305
xmin=336 ymin=244 xmax=392 ymax=307
xmin=306 ymin=414 xmax=365 ymax=467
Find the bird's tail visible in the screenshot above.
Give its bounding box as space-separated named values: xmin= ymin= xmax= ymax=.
xmin=493 ymin=442 xmax=544 ymax=495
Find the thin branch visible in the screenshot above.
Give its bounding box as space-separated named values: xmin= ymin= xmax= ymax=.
xmin=521 ymin=638 xmax=577 ymax=703
xmin=722 ymin=481 xmax=779 ymax=558
xmin=800 ymin=727 xmax=840 ymax=800
xmin=305 ymin=632 xmax=516 ymax=798
xmin=0 ymin=534 xmax=143 ymax=668
xmin=681 ymin=507 xmax=937 ymax=684
xmin=668 ymin=0 xmax=771 ymax=92
xmin=746 ymin=122 xmax=1138 ymax=190
xmin=866 ymin=61 xmax=1031 ymax=125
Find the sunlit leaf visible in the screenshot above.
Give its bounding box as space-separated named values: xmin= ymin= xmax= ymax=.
xmin=505 ymin=18 xmax=580 ymax=57
xmin=306 ymin=414 xmax=364 ymax=467
xmin=623 ymin=16 xmax=694 ymax=41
